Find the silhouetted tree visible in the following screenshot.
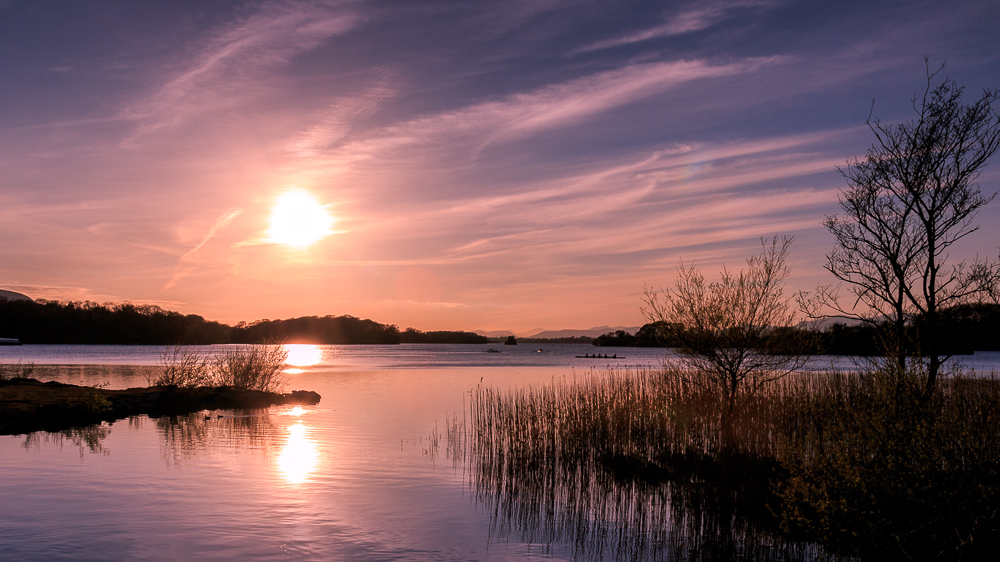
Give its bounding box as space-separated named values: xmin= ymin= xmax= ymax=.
xmin=803 ymin=60 xmax=1000 ymax=392
xmin=644 ymin=236 xmax=808 ymax=419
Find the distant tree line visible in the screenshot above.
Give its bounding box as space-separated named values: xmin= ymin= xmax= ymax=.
xmin=399 ymin=328 xmax=488 ymax=344
xmin=0 ymin=299 xmax=232 ymax=344
xmin=0 ymin=298 xmax=484 ymax=345
xmin=593 ymin=303 xmax=1000 ymax=355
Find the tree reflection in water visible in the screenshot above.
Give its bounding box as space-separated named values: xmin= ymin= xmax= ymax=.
xmin=154 ymin=410 xmax=280 ymax=467
xmin=22 ymin=424 xmax=112 ymax=458
xmin=153 ymin=408 xmax=320 ymax=484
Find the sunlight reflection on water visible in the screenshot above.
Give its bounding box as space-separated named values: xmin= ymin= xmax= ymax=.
xmin=283 ymin=344 xmax=324 ymax=374
xmin=278 ymin=423 xmax=319 ymax=485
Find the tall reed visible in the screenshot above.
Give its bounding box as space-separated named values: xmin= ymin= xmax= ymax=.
xmin=468 ymin=366 xmax=1000 ymax=560
xmin=468 ymin=367 xmax=837 ymax=560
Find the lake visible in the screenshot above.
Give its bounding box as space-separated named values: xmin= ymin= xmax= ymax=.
xmin=2 ymin=344 xmax=998 ymax=560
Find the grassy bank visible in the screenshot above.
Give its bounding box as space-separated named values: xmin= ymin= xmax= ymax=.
xmin=0 ymin=344 xmax=321 ymax=435
xmin=468 ymin=367 xmax=1000 ymax=560
xmin=0 ymin=377 xmax=321 ymax=435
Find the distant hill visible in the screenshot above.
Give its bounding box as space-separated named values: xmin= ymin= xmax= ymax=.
xmin=0 ymin=289 xmax=32 ymax=302
xmin=475 ymin=329 xmax=516 ymax=338
xmin=528 ymin=326 xmax=642 ymax=339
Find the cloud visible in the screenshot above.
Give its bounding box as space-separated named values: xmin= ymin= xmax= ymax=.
xmin=576 ymin=1 xmax=776 ymax=53
xmin=165 ymin=208 xmax=243 ymax=289
xmin=125 ymin=0 xmax=361 ymax=141
xmin=285 ymin=74 xmax=398 ymax=158
xmin=323 ymin=57 xmax=776 ymax=168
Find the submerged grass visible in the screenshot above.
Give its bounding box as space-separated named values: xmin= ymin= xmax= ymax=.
xmin=468 ymin=366 xmax=1000 ymax=561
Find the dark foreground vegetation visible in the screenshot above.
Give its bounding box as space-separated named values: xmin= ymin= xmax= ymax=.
xmin=468 ymin=366 xmax=1000 ymax=561
xmin=0 ymin=297 xmax=484 ymax=345
xmin=0 ymin=377 xmax=320 ymax=436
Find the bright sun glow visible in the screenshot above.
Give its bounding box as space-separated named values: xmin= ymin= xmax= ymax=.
xmin=266 ymin=190 xmax=335 ymax=248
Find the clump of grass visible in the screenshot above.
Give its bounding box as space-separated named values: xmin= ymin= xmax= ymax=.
xmin=0 ymin=360 xmax=35 ymax=381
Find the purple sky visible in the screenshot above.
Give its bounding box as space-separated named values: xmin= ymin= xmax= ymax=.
xmin=1 ymin=0 xmax=998 ymax=334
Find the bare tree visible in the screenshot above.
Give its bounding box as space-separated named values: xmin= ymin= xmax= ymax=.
xmin=805 ymin=59 xmax=1000 ymax=392
xmin=643 ymin=236 xmax=808 ymax=417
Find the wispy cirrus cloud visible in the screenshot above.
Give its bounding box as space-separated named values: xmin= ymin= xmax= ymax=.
xmin=324 ymin=57 xmax=778 ymax=168
xmin=427 ymin=132 xmax=845 ymax=265
xmin=165 ymin=208 xmax=244 ymax=289
xmin=576 ymin=1 xmax=777 ymax=53
xmin=286 ymin=74 xmax=398 ymax=159
xmin=125 ymin=0 xmax=361 ymax=141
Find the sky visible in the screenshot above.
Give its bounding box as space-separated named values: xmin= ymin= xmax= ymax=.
xmin=1 ymin=0 xmax=998 ymax=335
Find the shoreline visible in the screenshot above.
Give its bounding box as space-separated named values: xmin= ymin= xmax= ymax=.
xmin=0 ymin=378 xmax=321 ymax=436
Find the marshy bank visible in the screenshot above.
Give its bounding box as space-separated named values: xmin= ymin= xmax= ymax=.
xmin=0 ymin=377 xmax=320 ymax=435
xmin=0 ymin=344 xmax=320 ymax=435
xmin=464 ymin=366 xmax=1000 ymax=561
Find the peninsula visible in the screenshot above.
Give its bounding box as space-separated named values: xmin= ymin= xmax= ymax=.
xmin=0 ymin=377 xmax=321 ymax=436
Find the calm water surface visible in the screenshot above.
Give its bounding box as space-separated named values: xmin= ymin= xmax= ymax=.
xmin=0 ymin=344 xmax=668 ymax=561
xmin=1 ymin=345 xmax=997 ymax=560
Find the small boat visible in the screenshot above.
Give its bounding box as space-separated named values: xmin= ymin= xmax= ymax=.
xmin=575 ymin=354 xmax=624 ymax=359
xmin=484 ymin=348 xmax=502 ymax=353
xmin=0 ymin=338 xmax=21 ymax=346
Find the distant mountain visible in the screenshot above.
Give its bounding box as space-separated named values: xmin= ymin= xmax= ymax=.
xmin=527 ymin=326 xmax=642 ymax=339
xmin=475 ymin=329 xmax=516 ymax=338
xmin=0 ymin=289 xmax=32 ymax=302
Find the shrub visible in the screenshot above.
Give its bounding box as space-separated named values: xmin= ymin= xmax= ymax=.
xmin=0 ymin=360 xmax=35 ymax=380
xmin=211 ymin=343 xmax=289 ymax=392
xmin=150 ymin=346 xmax=212 ymax=387
xmin=777 ymin=368 xmax=1000 ymax=560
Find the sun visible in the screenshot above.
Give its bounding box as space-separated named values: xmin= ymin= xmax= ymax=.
xmin=266 ymin=190 xmax=335 ymax=248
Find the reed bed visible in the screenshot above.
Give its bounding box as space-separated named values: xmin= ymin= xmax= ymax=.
xmin=468 ymin=367 xmax=839 ymax=561
xmin=467 ymin=366 xmax=1000 ymax=561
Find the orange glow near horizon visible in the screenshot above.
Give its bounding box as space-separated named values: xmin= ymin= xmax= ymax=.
xmin=265 ymin=190 xmax=335 ymax=248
